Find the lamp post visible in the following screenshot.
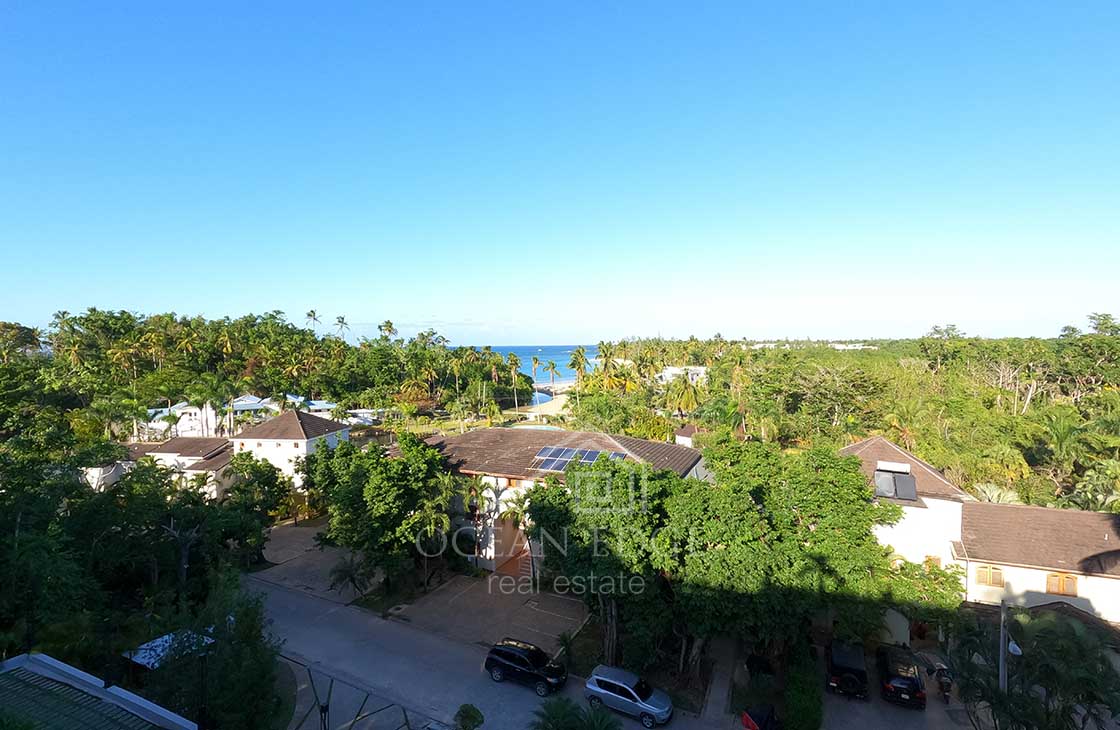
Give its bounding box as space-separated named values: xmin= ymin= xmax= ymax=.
xmin=998 ymin=600 xmax=1023 ymax=692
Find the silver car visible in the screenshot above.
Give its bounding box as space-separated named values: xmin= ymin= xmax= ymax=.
xmin=584 ymin=664 xmax=673 ymax=727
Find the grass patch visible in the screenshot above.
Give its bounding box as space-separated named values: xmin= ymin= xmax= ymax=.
xmin=271 ymin=660 xmax=298 ymax=730
xmin=352 ymin=569 xmax=454 ymax=617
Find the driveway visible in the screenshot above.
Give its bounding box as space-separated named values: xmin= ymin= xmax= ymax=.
xmin=392 ymin=575 xmax=588 ymax=654
xmin=250 ymin=576 xmax=713 ymax=730
xmin=255 ymin=518 xmax=362 ymax=604
xmin=823 ymin=683 xmax=971 ymax=730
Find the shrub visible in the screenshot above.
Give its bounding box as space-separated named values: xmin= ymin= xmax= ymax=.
xmin=454 ymin=703 xmax=484 ymax=730
xmin=783 ymin=654 xmax=823 ymax=730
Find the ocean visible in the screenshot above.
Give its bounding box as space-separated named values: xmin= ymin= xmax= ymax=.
xmin=475 ymin=344 xmax=599 ymax=383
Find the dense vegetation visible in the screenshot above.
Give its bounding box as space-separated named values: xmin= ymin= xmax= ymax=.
xmin=571 ymin=315 xmax=1120 ymax=509
xmin=0 ymin=334 xmax=291 ymax=727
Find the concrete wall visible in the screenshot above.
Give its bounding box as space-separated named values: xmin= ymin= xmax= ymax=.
xmin=873 ymin=496 xmax=962 ymax=566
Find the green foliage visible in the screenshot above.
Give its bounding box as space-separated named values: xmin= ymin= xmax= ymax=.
xmin=783 ymin=650 xmax=823 ymax=730
xmin=952 ymin=608 xmax=1120 ymax=730
xmin=453 ymin=703 xmax=485 ymax=730
xmin=147 ymin=574 xmax=283 ymax=730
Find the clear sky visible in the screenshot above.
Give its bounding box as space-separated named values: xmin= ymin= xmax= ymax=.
xmin=2 ymin=2 xmax=1118 ymax=345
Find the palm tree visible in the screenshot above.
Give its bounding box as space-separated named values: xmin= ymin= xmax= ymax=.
xmin=530 ymin=697 xmax=582 ymax=730
xmin=508 ymin=353 xmax=522 ymax=412
xmin=379 ymin=320 xmax=397 ymax=338
xmin=335 ymin=315 xmax=350 ymax=338
xmin=972 ymin=483 xmax=1024 ymax=504
xmin=568 ymin=347 xmax=589 ymax=406
xmin=665 ymin=373 xmax=702 ymax=416
xmin=531 ymin=355 xmax=541 ymax=382
xmin=545 ymin=360 xmax=559 ymax=389
xmin=329 ymin=552 xmax=371 ymax=596
xmin=305 ymin=310 xmax=320 ymax=328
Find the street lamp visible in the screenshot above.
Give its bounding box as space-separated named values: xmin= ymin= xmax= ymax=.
xmin=998 ymin=600 xmax=1023 ymax=691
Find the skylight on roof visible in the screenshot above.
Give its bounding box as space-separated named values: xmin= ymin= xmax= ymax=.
xmin=533 ymin=446 xmax=627 ymax=472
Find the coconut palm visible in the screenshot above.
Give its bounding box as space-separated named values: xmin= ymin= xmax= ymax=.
xmin=545 ymin=360 xmax=560 ymax=389
xmin=531 ymin=355 xmax=541 ymax=381
xmin=508 ymin=353 xmax=522 ymax=411
xmin=568 ymin=347 xmax=589 ymax=406
xmin=305 ymin=310 xmax=320 ymax=328
xmin=972 ymin=483 xmax=1023 ymax=504
xmin=665 ymin=373 xmax=702 ymax=416
xmin=329 ymin=552 xmax=371 ymax=596
xmin=335 ymin=315 xmax=350 ymax=337
xmin=529 ymin=697 xmax=582 ymax=730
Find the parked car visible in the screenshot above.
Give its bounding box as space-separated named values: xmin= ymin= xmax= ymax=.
xmin=584 ymin=664 xmax=673 ymax=728
xmin=875 ymin=645 xmax=926 ymax=709
xmin=484 ymin=638 xmax=567 ymax=697
xmin=825 ymin=641 xmax=869 ymax=699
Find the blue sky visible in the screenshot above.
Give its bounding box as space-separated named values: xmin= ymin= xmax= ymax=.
xmin=2 ymin=2 xmax=1118 ymax=345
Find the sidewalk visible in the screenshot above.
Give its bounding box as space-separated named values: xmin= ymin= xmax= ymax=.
xmin=700 ymin=636 xmax=740 ymax=729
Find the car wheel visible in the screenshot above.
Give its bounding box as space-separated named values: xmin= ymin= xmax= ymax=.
xmin=535 ymin=681 xmax=549 ymax=697
xmin=640 ymin=713 xmax=656 ymax=728
xmin=489 ymin=667 xmax=504 ymax=682
xmin=588 ymin=696 xmax=603 ymax=709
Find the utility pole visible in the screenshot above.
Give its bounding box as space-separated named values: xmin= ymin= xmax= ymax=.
xmin=998 ymin=599 xmax=1008 ymax=692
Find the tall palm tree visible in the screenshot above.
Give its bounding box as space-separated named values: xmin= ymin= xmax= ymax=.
xmin=508 ymin=353 xmax=522 ymax=412
xmin=335 ymin=315 xmax=350 ymax=337
xmin=568 ymin=347 xmax=589 ymax=406
xmin=531 ymin=355 xmax=541 ymax=382
xmin=545 ymin=360 xmax=559 ymax=389
xmin=305 ymin=310 xmax=320 ymax=328
xmin=378 ymin=320 xmax=397 ymax=338
xmin=666 ymin=373 xmax=702 ymax=416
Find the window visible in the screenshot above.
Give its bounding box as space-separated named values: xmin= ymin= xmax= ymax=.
xmin=293 ymin=442 xmax=299 ymax=448
xmin=976 ymin=565 xmax=1004 ymax=587
xmin=924 ymin=556 xmax=942 ymax=569
xmin=276 ymin=442 xmax=282 ymax=448
xmin=1047 ymin=573 xmax=1078 ymax=597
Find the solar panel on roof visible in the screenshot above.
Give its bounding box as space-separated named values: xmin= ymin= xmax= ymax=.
xmin=535 ymin=447 xmax=553 ymax=458
xmin=873 ymin=470 xmax=896 ymax=497
xmin=609 ymin=452 xmax=627 ymax=460
xmin=893 ymin=473 xmax=918 ymax=501
xmin=581 ymin=450 xmax=600 ymax=463
xmin=559 ymin=447 xmax=577 ymax=458
xmin=539 ymin=458 xmax=562 ymax=471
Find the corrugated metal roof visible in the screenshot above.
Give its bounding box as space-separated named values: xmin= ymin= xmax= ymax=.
xmin=0 ymin=668 xmax=160 ymax=730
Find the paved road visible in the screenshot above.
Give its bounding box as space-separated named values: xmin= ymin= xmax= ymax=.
xmin=249 ymin=575 xmax=718 ymax=730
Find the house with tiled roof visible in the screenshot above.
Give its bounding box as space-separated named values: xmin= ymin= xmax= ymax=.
xmin=417 ymin=427 xmax=709 ymax=572
xmin=843 ymin=435 xmax=1120 ymax=624
xmin=232 ymin=410 xmax=350 ymax=486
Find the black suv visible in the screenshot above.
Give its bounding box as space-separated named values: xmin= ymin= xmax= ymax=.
xmin=484 ymin=638 xmax=567 ymax=697
xmin=825 ymin=641 xmax=868 ymax=699
xmin=875 ymin=645 xmax=926 ymax=709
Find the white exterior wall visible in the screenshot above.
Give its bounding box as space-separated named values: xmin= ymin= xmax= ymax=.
xmin=233 ymin=429 xmax=349 ymax=486
xmin=873 ymin=497 xmax=963 ymax=567
xmin=963 ymin=561 xmax=1120 ymax=623
xmin=473 ymin=475 xmax=538 ymax=570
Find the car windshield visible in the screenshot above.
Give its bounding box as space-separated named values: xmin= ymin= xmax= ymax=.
xmin=527 ymin=648 xmax=550 ymax=668
xmin=632 ymin=679 xmax=654 ymax=701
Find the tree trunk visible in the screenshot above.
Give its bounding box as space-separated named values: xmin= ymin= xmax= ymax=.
xmin=687 ymin=635 xmax=707 ymax=683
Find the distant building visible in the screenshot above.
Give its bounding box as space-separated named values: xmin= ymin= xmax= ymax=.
xmin=232 ymin=410 xmax=350 ymax=486
xmin=656 ymin=365 xmax=707 ymax=385
xmin=673 ymin=424 xmax=700 ymax=448
xmin=0 ymin=653 xmax=196 ymax=730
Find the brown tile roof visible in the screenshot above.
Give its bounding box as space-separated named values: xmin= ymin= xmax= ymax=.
xmin=148 ymin=437 xmax=229 ymax=459
xmin=185 ymin=445 xmax=234 ymax=473
xmin=125 ymin=442 xmax=160 ymax=461
xmin=235 ymin=410 xmax=348 ymax=440
xmin=417 ymin=427 xmax=702 ymax=480
xmin=961 ymin=502 xmax=1120 ymax=576
xmin=839 ymin=436 xmax=968 ymax=501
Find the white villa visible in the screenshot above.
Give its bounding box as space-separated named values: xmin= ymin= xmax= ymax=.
xmin=842 ymin=436 xmax=1120 ymax=626
xmin=232 ymin=410 xmax=350 ymax=487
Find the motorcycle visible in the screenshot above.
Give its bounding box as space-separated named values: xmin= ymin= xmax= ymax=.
xmin=930 ymin=662 xmax=953 ymax=704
